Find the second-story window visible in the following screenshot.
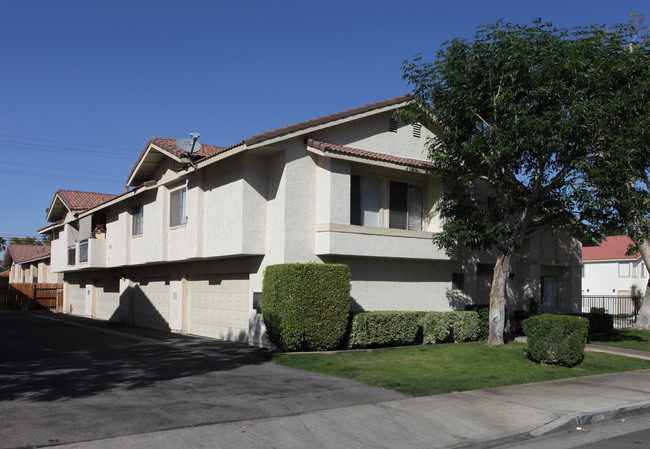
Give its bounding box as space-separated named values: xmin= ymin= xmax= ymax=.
xmin=170 ymin=187 xmax=187 ymax=227
xmin=350 ymin=175 xmax=425 ymax=231
xmin=351 ymin=175 xmax=381 ymax=227
xmin=132 ymin=205 xmax=143 ymax=236
xmin=389 ymin=181 xmax=424 ymax=231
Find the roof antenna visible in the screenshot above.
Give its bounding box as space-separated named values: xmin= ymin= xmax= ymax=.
xmin=176 ymin=132 xmax=202 ymax=170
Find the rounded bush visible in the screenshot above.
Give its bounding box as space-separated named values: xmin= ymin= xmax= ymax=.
xmin=261 ymin=263 xmax=351 ymax=351
xmin=521 ymin=314 xmax=588 ymax=367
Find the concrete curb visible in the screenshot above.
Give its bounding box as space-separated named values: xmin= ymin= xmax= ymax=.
xmin=529 ymin=399 xmax=650 ymax=437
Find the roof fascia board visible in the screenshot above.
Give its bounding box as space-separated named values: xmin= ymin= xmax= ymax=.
xmin=77 ymin=183 xmax=157 ymax=219
xmin=126 ymin=143 xmax=183 ymax=187
xmin=245 ymin=101 xmax=410 ymax=151
xmin=305 ymin=146 xmax=430 ymax=174
xmin=45 ymin=194 xmax=70 ymax=223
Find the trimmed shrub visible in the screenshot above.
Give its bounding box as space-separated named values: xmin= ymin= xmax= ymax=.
xmin=590 ymin=307 xmax=606 ymax=314
xmin=261 ymin=263 xmax=351 ymax=351
xmin=450 ymin=311 xmax=482 ymax=342
xmin=566 ymin=312 xmax=613 ymax=335
xmin=521 ymin=314 xmax=589 ymax=367
xmin=422 ymin=311 xmax=482 ymax=344
xmin=347 ymin=311 xmax=425 ymax=348
xmin=421 ymin=312 xmax=454 ymax=344
xmin=465 ymin=305 xmax=489 ymax=340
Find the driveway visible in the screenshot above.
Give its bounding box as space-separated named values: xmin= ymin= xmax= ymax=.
xmin=0 ymin=312 xmax=404 ymax=448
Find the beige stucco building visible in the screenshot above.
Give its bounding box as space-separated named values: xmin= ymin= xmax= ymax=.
xmin=39 ymin=96 xmax=582 ymax=346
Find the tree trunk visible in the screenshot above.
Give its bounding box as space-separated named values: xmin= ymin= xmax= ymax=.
xmin=488 ymin=252 xmax=511 ymax=346
xmin=632 ymin=239 xmax=650 ymax=330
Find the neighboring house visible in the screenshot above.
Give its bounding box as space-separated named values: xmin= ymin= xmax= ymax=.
xmin=1 ymin=244 xmax=61 ymax=283
xmin=39 ymin=96 xmax=581 ymax=346
xmin=582 ymin=235 xmax=648 ymax=296
xmin=0 ymin=269 xmax=9 ymax=285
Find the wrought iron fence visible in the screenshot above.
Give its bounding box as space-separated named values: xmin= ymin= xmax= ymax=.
xmin=581 ymin=295 xmax=639 ymax=329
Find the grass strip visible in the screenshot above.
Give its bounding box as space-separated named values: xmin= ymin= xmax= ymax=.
xmin=268 ymin=341 xmax=650 ymax=397
xmin=588 ymin=329 xmax=650 ymax=352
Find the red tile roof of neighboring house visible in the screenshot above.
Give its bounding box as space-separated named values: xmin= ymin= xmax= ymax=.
xmin=7 ymin=245 xmax=51 ymax=264
xmin=307 ymin=139 xmax=433 ymax=169
xmin=56 ymin=190 xmax=119 ymax=211
xmin=0 ymin=270 xmax=9 ymax=278
xmin=582 ymin=235 xmax=639 ymax=261
xmin=244 ymin=96 xmax=411 ymax=147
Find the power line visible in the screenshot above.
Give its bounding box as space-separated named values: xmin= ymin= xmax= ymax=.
xmin=0 ymin=142 xmax=136 ymax=159
xmin=0 ymin=168 xmax=124 ymax=183
xmin=0 ymin=161 xmax=124 ymax=176
xmin=0 ymin=132 xmax=138 ymax=152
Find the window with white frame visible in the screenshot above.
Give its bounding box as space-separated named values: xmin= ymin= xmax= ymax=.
xmin=350 ymin=175 xmax=381 ymax=227
xmin=389 ymin=181 xmax=424 ymax=231
xmin=350 ymin=175 xmax=424 ymax=231
xmin=170 ymin=187 xmax=187 ymax=227
xmin=619 ymin=262 xmax=630 ymax=277
xmin=132 ymin=205 xmax=143 ymax=236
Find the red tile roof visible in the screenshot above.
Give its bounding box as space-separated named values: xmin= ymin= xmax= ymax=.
xmin=126 ymin=137 xmax=232 ymax=185
xmin=0 ymin=270 xmax=9 ymax=278
xmin=244 ymin=96 xmax=411 ymax=147
xmin=56 ymin=190 xmax=119 ymax=211
xmin=582 ymin=235 xmax=639 ymax=261
xmin=7 ymin=245 xmax=51 ymax=264
xmin=307 ymin=139 xmax=434 ymax=169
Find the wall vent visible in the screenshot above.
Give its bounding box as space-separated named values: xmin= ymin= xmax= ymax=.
xmin=413 ymin=123 xmax=422 ymax=138
xmin=389 ymin=116 xmax=398 ymax=133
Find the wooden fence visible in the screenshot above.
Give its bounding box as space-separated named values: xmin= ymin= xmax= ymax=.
xmin=0 ymin=283 xmax=63 ymax=312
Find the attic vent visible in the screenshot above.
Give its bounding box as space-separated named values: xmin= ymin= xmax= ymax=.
xmin=389 ymin=116 xmax=398 ymax=133
xmin=413 ymin=123 xmax=422 ymax=138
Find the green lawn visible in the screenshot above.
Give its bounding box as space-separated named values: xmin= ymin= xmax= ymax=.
xmin=589 ymin=328 xmax=650 ymax=352
xmin=268 ymin=341 xmax=650 ymax=397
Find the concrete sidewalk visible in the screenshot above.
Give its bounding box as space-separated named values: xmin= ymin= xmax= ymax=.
xmin=54 ymin=369 xmax=650 ymax=449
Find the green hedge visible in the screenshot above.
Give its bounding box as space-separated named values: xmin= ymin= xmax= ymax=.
xmin=348 ymin=311 xmax=425 ymax=348
xmin=422 ymin=311 xmax=481 ymax=344
xmin=566 ymin=312 xmax=613 ymax=335
xmin=465 ymin=305 xmax=490 ymax=340
xmin=261 ymin=263 xmax=351 ymax=351
xmin=521 ymin=314 xmax=588 ymax=367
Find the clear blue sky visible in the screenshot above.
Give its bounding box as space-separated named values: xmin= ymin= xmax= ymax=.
xmin=0 ymin=0 xmax=646 ymax=255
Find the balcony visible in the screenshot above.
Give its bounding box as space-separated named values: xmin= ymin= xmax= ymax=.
xmin=68 ymin=238 xmax=107 ymax=269
xmin=315 ymin=223 xmax=448 ymax=260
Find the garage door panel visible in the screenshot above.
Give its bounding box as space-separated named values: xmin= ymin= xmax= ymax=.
xmin=133 ymin=279 xmax=170 ymax=331
xmin=95 ymin=279 xmax=121 ymax=321
xmin=68 ymin=283 xmax=86 ymax=317
xmin=188 ymin=275 xmax=249 ymax=342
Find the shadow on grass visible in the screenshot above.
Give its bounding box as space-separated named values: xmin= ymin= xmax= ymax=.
xmin=589 ymin=329 xmax=646 ymax=343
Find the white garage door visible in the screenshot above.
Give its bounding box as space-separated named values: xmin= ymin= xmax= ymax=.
xmin=132 ymin=278 xmax=170 ymax=331
xmin=188 ymin=274 xmax=249 ymax=342
xmin=95 ymin=279 xmax=121 ymax=321
xmin=68 ymin=283 xmax=86 ymax=317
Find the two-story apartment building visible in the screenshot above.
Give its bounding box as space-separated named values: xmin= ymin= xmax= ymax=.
xmin=39 ymin=96 xmax=582 ymax=346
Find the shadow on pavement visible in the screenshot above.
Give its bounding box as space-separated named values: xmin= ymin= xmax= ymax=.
xmin=0 ymin=312 xmax=266 ymax=402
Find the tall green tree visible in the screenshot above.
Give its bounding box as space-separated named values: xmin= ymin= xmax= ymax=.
xmin=0 ymin=236 xmax=6 ymax=252
xmin=578 ymin=15 xmax=650 ymax=329
xmin=399 ymin=20 xmax=604 ymax=345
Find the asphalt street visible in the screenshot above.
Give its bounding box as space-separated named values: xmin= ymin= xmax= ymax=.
xmin=0 ymin=312 xmax=404 ymax=448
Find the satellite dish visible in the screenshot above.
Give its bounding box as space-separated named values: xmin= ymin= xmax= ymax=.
xmin=175 ymin=138 xmax=201 ymax=154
